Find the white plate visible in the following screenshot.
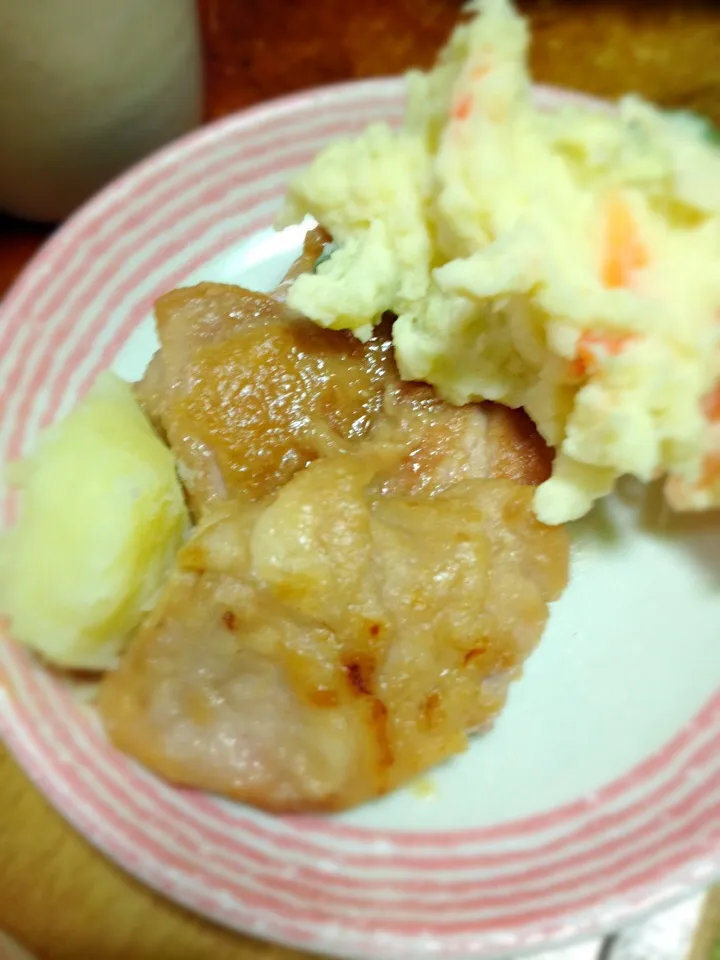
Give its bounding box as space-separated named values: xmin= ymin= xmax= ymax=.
xmin=1 ymin=78 xmax=720 ymax=960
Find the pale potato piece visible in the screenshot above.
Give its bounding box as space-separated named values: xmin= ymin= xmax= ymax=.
xmin=0 ymin=372 xmax=189 ymax=669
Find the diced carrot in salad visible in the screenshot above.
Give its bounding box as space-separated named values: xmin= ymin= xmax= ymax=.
xmin=453 ymin=94 xmax=473 ymax=121
xmin=571 ymin=331 xmax=633 ymax=379
xmin=601 ymin=191 xmax=648 ymax=289
xmin=700 ymin=452 xmax=720 ymax=486
xmin=701 ymin=383 xmax=720 ymax=422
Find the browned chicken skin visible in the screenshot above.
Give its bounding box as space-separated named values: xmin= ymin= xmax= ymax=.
xmin=100 ymin=232 xmax=569 ymax=812
xmin=137 ymin=286 xmax=394 ymax=514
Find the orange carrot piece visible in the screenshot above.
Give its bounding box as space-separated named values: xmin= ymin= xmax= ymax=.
xmin=453 ymin=93 xmax=473 ymax=121
xmin=601 ymin=191 xmax=648 ymax=289
xmin=702 ymin=384 xmax=720 ymax=422
xmin=572 ymin=331 xmax=632 ymax=378
xmin=700 ymin=452 xmax=720 ymax=486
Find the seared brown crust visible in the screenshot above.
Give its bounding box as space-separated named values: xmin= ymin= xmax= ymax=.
xmin=274 ymin=225 xmax=332 ymax=300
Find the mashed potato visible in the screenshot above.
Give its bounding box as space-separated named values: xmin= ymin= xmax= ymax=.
xmin=0 ymin=373 xmax=189 ymax=669
xmin=279 ymin=0 xmax=720 ymax=523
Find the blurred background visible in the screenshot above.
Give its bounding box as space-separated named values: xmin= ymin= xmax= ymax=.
xmin=1 ymin=1 xmax=720 ymax=958
xmin=2 ymin=0 xmax=720 ymax=282
xmin=198 ymin=0 xmax=720 ymax=120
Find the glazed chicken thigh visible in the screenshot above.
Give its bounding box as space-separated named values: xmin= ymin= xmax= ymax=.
xmin=99 ymin=239 xmax=569 ymax=812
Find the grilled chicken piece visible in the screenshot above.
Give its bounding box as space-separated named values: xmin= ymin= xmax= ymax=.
xmin=99 ymin=450 xmax=568 ymax=812
xmin=136 ymin=279 xmax=551 ymax=517
xmin=136 ymin=285 xmax=394 ymax=515
xmin=106 ymin=241 xmax=567 ymax=812
xmin=377 ymin=379 xmax=553 ymax=495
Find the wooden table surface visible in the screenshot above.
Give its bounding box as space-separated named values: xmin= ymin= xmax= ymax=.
xmin=2 ymin=2 xmax=720 ymax=958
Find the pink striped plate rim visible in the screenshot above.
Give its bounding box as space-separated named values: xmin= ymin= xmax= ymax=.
xmin=1 ymin=78 xmax=719 ymax=960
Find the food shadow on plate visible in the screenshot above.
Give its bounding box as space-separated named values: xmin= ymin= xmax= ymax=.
xmin=615 ymin=475 xmax=720 ymax=589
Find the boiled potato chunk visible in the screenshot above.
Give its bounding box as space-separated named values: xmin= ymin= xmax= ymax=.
xmin=0 ymin=372 xmax=189 ymax=669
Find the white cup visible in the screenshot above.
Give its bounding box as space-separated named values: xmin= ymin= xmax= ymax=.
xmin=0 ymin=0 xmax=203 ymax=222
